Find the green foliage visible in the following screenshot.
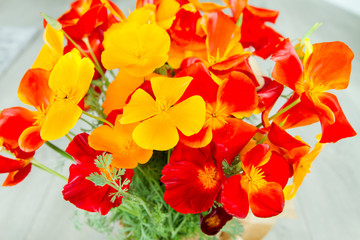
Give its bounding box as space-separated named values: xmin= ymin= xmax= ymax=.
xmin=222 ymin=155 xmax=242 ymax=177
xmin=79 ymin=151 xmax=244 ymax=239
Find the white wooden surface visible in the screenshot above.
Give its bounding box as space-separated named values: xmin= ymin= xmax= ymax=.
xmin=0 ymin=0 xmax=359 ymax=239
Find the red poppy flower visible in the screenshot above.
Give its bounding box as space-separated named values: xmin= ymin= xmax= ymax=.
xmin=221 ymin=144 xmax=290 ymax=218
xmin=0 ymin=155 xmax=32 ymax=186
xmin=63 ymin=133 xmax=134 ymax=215
xmin=272 ymin=39 xmax=356 ymax=143
xmin=177 ymin=64 xmax=257 ymax=162
xmin=161 ymin=143 xmax=225 ymax=214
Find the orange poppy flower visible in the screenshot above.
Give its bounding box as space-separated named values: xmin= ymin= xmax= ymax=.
xmin=88 ymin=112 xmax=153 ymax=169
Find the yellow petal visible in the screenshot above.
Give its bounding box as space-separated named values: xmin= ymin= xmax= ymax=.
xmin=40 ymin=102 xmax=82 ymax=141
xmin=120 ymin=89 xmax=158 ymax=124
xmin=132 ymin=113 xmax=179 ymax=151
xmin=284 ymin=138 xmax=325 ymax=200
xmin=151 ymin=76 xmax=193 ymax=106
xmin=48 ymin=50 xmax=81 ymax=92
xmin=44 ymin=24 xmax=63 ymax=53
xmin=167 ymin=95 xmax=206 ymax=136
xmin=32 ymin=44 xmax=62 ymax=71
xmin=72 ymin=57 xmax=95 ymax=102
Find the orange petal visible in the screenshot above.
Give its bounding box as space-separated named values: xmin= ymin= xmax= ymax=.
xmin=304 ymin=41 xmax=354 ymax=91
xmin=89 ymin=120 xmax=153 ymax=169
xmin=132 ymin=113 xmax=179 ymax=151
xmin=18 ymin=126 xmax=45 ymax=152
xmin=18 ymin=68 xmax=52 ymax=109
xmin=102 ymin=69 xmax=144 ymax=115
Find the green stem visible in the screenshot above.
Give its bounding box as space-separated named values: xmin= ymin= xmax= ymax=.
xmin=65 ymin=134 xmax=72 ymax=142
xmin=256 ymin=97 xmax=301 ymax=128
xmin=83 ymin=37 xmax=109 ymax=86
xmin=31 ymin=159 xmax=68 ymax=181
xmin=45 ymin=142 xmax=74 ymax=162
xmin=171 ymin=217 xmax=187 ymax=237
xmin=79 ymin=117 xmax=97 ymax=129
xmin=82 ymin=111 xmax=114 ymax=128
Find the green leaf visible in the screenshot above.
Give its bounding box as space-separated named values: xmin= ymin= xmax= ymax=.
xmin=123 ymin=179 xmax=131 ymax=186
xmin=41 ymin=12 xmax=62 ymax=30
xmin=87 ymin=172 xmax=108 ymax=187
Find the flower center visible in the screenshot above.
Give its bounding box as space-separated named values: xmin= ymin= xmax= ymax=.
xmin=55 ymin=89 xmax=75 ymax=103
xmin=198 ymin=166 xmax=219 ymax=190
xmin=205 ymin=103 xmax=230 ymax=130
xmin=33 ymin=104 xmax=48 ymax=127
xmin=246 ymin=166 xmax=267 ymax=192
xmin=155 ymin=97 xmax=171 ymax=112
xmin=205 ymin=215 xmax=221 ymax=228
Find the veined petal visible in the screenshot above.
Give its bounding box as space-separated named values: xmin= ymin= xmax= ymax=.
xmin=271 ymin=39 xmax=303 ymax=91
xmin=72 ymin=57 xmax=95 ymax=102
xmin=2 ymin=164 xmax=32 ymax=186
xmin=221 ymin=174 xmax=249 ymax=219
xmin=249 ymin=182 xmax=284 ymax=218
xmin=89 ymin=118 xmax=153 ymax=169
xmin=0 ymin=156 xmax=28 ymax=173
xmin=102 ymin=69 xmax=144 ymax=115
xmin=284 ymin=139 xmax=324 ymax=200
xmin=120 ymin=89 xmax=158 ymax=124
xmin=132 ymin=113 xmax=178 ymax=151
xmin=304 ymin=41 xmax=354 ymax=91
xmin=151 ymin=76 xmax=193 ymax=106
xmin=41 ymin=102 xmax=82 ymax=141
xmin=0 ymin=107 xmax=36 ymax=149
xmin=167 ymin=95 xmax=206 ymax=136
xmin=18 ymin=125 xmax=45 ymax=152
xmin=219 ymin=71 xmax=258 ymax=116
xmin=49 ymin=50 xmax=82 ymax=92
xmin=18 ymin=68 xmax=52 ymax=109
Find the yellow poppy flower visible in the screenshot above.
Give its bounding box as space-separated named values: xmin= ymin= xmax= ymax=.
xmin=40 ymin=50 xmax=94 ymax=140
xmin=120 ymin=76 xmax=206 ymax=151
xmin=32 ymin=24 xmax=63 ymax=71
xmin=101 ymin=21 xmax=170 ymax=77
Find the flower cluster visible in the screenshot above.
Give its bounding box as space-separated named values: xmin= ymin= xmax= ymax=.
xmin=0 ymin=0 xmax=356 ymax=237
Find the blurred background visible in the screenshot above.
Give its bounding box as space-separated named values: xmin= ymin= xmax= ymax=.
xmin=0 ymin=0 xmax=359 ymax=239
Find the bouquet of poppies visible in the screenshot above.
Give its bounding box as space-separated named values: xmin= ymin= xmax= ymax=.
xmin=0 ymin=0 xmax=356 ymax=239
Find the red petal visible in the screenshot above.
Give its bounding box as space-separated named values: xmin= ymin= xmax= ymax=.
xmin=0 ymin=156 xmax=28 ymax=173
xmin=0 ymin=107 xmax=36 ymax=149
xmin=273 ymin=94 xmax=319 ymax=129
xmin=271 ymin=38 xmax=303 ymax=91
xmin=221 ymin=174 xmax=249 ymax=218
xmin=161 ymin=144 xmax=223 ymax=214
xmin=261 ymin=152 xmax=290 ymax=188
xmin=242 ymin=143 xmax=270 ymax=170
xmin=218 ymin=71 xmax=258 ymax=114
xmin=65 ymin=133 xmax=103 ymax=165
xmin=2 ymin=164 xmax=32 ymax=186
xmin=205 ymin=11 xmax=239 ymax=59
xmin=177 ymin=62 xmax=218 ymax=104
xmin=18 ymin=68 xmax=51 ymax=109
xmin=19 ymin=125 xmax=45 ymax=152
xmin=212 ymin=118 xmax=257 ymax=164
xmin=249 ymin=182 xmax=284 ymax=218
xmin=305 ymin=42 xmax=354 ymax=91
xmin=316 ymin=93 xmax=356 ymax=143
xmin=268 ymin=123 xmax=309 ymax=150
